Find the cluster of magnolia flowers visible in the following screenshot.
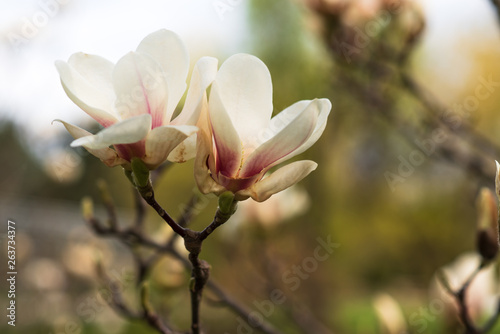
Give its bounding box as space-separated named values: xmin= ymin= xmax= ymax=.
xmin=55 ymin=29 xmax=331 ymax=202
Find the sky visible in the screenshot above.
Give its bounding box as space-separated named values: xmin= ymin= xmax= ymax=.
xmin=0 ymin=0 xmax=248 ymax=142
xmin=417 ymin=0 xmax=500 ymax=98
xmin=0 ymin=0 xmax=499 ymax=153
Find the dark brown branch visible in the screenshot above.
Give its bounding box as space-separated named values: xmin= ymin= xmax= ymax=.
xmin=96 ymin=261 xmax=141 ymax=320
xmin=199 ymin=208 xmax=233 ymax=241
xmin=188 ymin=252 xmax=210 ymax=334
xmin=438 ymin=262 xmax=500 ymax=334
xmin=141 ymin=283 xmax=178 ymax=334
xmin=206 ymin=281 xmax=284 ymax=334
xmin=490 ymin=0 xmax=500 ymax=24
xmin=140 ymin=188 xmax=187 ymax=238
xmin=87 ymin=210 xmax=284 ymax=334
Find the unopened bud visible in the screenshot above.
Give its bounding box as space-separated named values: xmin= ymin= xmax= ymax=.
xmin=476 ymin=187 xmax=499 ymax=261
xmin=81 ymin=196 xmax=94 ymax=221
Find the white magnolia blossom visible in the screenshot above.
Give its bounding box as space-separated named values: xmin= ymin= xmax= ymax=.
xmin=195 ymin=53 xmax=331 ymax=202
xmin=55 ymin=29 xmax=218 ymax=169
xmin=432 ymin=253 xmax=498 ymax=322
xmin=228 ymin=186 xmax=310 ymax=230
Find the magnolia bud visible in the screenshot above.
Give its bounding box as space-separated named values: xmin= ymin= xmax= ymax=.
xmin=476 ymin=188 xmax=499 ymax=261
xmin=81 ymin=196 xmax=94 ymax=221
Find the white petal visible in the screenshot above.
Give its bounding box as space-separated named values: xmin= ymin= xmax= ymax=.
xmin=273 ymin=98 xmax=331 ymax=165
xmin=71 ymin=114 xmax=152 ymax=149
xmin=172 ymin=57 xmax=218 ymax=126
xmin=113 ymin=52 xmax=169 ymax=126
xmin=212 ymin=53 xmax=273 ymax=147
xmin=143 ymin=125 xmax=198 ymax=167
xmin=166 ymin=134 xmax=197 ymax=163
xmin=237 ymin=161 xmax=318 ymax=202
xmin=53 ymin=120 xmax=126 ymax=167
xmin=136 ymin=29 xmax=189 ymax=118
xmin=56 ymin=55 xmax=118 ymax=127
xmin=194 ymin=126 xmax=226 ymax=195
xmin=240 ymin=100 xmax=319 ymax=178
xmin=209 ymin=81 xmax=242 ymax=177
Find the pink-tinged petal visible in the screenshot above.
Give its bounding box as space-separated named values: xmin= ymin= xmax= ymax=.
xmin=215 ymin=172 xmax=262 ymax=193
xmin=71 ymin=114 xmax=152 ymax=150
xmin=114 ymin=141 xmax=146 ymax=162
xmin=194 ymin=95 xmax=226 ymax=194
xmin=209 ymin=81 xmax=242 ymax=177
xmin=172 ymin=57 xmax=218 ymax=126
xmin=236 ymin=160 xmax=318 ymax=202
xmin=53 ymin=120 xmax=127 ymax=167
xmin=143 ymin=125 xmax=198 ymax=168
xmin=136 ymin=29 xmax=189 ymax=119
xmin=212 ymin=53 xmax=273 ymax=146
xmin=56 ymin=56 xmax=118 ymax=127
xmin=272 ymin=98 xmax=331 ymax=166
xmin=113 ymin=52 xmax=169 ymax=127
xmin=239 ymin=100 xmax=319 ymax=178
xmin=194 ymin=124 xmax=226 ymax=195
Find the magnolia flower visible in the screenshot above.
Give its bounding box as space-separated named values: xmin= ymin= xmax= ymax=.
xmin=55 ymin=29 xmax=218 ymax=169
xmin=228 ymin=186 xmax=310 ymax=230
xmin=373 ymin=293 xmax=407 ymax=334
xmin=195 ymin=53 xmax=331 ymax=202
xmin=432 ymin=253 xmax=498 ymax=323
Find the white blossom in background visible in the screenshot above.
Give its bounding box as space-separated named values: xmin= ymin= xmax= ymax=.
xmin=195 ymin=53 xmax=331 ymax=202
xmin=55 ymin=29 xmax=218 ymax=169
xmin=226 ymin=186 xmax=311 ymax=233
xmin=373 ymin=293 xmax=407 ymax=334
xmin=432 ymin=253 xmax=498 ymax=322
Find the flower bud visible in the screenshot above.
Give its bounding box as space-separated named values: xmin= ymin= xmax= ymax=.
xmin=476 ymin=188 xmax=499 ymax=261
xmin=81 ymin=196 xmax=94 ymax=221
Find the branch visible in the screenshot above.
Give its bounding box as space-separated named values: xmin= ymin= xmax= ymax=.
xmin=188 ymin=252 xmax=210 ymax=334
xmin=141 ymin=282 xmax=180 ymax=334
xmin=206 ymin=281 xmax=284 ymax=334
xmin=490 ymin=0 xmax=500 ymax=24
xmin=139 ymin=188 xmax=187 ymax=238
xmin=438 ymin=262 xmax=500 ymax=334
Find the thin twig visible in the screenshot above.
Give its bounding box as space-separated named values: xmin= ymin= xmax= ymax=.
xmin=140 ymin=189 xmax=187 ymax=238
xmin=141 ymin=282 xmax=177 ymax=334
xmin=198 ymin=208 xmax=233 ymax=241
xmin=87 ymin=211 xmax=284 ymax=334
xmin=206 ymin=281 xmax=285 ymax=334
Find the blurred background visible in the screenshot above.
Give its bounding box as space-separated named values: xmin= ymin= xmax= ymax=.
xmin=2 ymin=0 xmax=500 ymax=333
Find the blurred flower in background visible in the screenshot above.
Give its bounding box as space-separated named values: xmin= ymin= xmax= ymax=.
xmin=373 ymin=293 xmax=407 ymax=334
xmin=226 ymin=185 xmax=311 ymax=232
xmin=432 ymin=253 xmax=498 ymax=324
